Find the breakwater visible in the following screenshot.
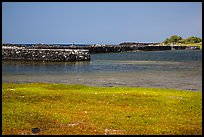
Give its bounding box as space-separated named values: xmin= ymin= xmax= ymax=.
xmin=3 ymin=43 xmax=197 ymax=53
xmin=2 ymin=46 xmax=90 ymax=62
xmin=2 ymin=43 xmax=200 ymax=62
xmin=27 ymin=44 xmax=172 ymax=53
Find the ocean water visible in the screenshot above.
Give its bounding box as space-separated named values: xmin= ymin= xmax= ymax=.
xmin=2 ymin=50 xmax=202 ymax=91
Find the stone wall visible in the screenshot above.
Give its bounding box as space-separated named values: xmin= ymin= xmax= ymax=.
xmin=137 ymin=46 xmax=171 ymax=51
xmin=66 ymin=45 xmax=172 ymax=52
xmin=2 ymin=43 xmax=199 ymax=56
xmin=2 ymin=46 xmax=90 ymax=62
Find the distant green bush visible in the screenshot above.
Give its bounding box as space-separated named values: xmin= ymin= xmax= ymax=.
xmin=163 ymin=35 xmax=202 ymax=45
xmin=185 ymin=36 xmax=202 ymax=43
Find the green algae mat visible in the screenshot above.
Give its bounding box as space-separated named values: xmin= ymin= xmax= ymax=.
xmin=2 ymin=83 xmax=202 ymax=135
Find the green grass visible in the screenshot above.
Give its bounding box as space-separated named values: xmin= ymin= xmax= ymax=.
xmin=2 ymin=83 xmax=202 ymax=135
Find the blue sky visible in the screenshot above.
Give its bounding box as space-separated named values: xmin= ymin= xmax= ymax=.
xmin=2 ymin=2 xmax=202 ymax=44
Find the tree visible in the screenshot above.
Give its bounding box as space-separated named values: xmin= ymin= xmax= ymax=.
xmin=162 ymin=35 xmax=202 ymax=45
xmin=168 ymin=35 xmax=183 ymax=44
xmin=185 ymin=36 xmax=202 ymax=43
xmin=163 ymin=38 xmax=170 ymax=44
xmin=163 ymin=35 xmax=183 ymax=45
xmin=178 ymin=39 xmax=186 ymax=44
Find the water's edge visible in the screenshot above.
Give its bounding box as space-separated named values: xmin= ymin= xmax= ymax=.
xmin=2 ymin=50 xmax=202 ymax=91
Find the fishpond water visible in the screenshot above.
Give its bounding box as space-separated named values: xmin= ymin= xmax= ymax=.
xmin=2 ymin=50 xmax=202 ymax=91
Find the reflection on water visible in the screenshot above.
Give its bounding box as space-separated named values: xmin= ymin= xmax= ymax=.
xmin=2 ymin=60 xmax=92 ymax=74
xmin=2 ymin=50 xmax=202 ymax=91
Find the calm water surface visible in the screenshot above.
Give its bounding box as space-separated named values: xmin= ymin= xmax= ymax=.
xmin=2 ymin=50 xmax=202 ymax=91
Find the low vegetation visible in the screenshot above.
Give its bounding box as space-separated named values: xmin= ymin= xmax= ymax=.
xmin=162 ymin=35 xmax=202 ymax=47
xmin=2 ymin=83 xmax=202 ymax=135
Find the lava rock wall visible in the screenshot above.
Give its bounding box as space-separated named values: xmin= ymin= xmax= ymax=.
xmin=2 ymin=46 xmax=90 ymax=62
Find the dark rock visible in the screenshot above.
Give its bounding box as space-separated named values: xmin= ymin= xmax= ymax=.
xmin=2 ymin=46 xmax=90 ymax=62
xmin=2 ymin=43 xmax=197 ymax=55
xmin=32 ymin=128 xmax=40 ymax=134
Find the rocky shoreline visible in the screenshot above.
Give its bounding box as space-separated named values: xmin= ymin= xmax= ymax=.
xmin=2 ymin=46 xmax=90 ymax=62
xmin=2 ymin=43 xmax=200 ymax=61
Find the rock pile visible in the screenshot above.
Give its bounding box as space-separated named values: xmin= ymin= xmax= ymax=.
xmin=2 ymin=46 xmax=90 ymax=62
